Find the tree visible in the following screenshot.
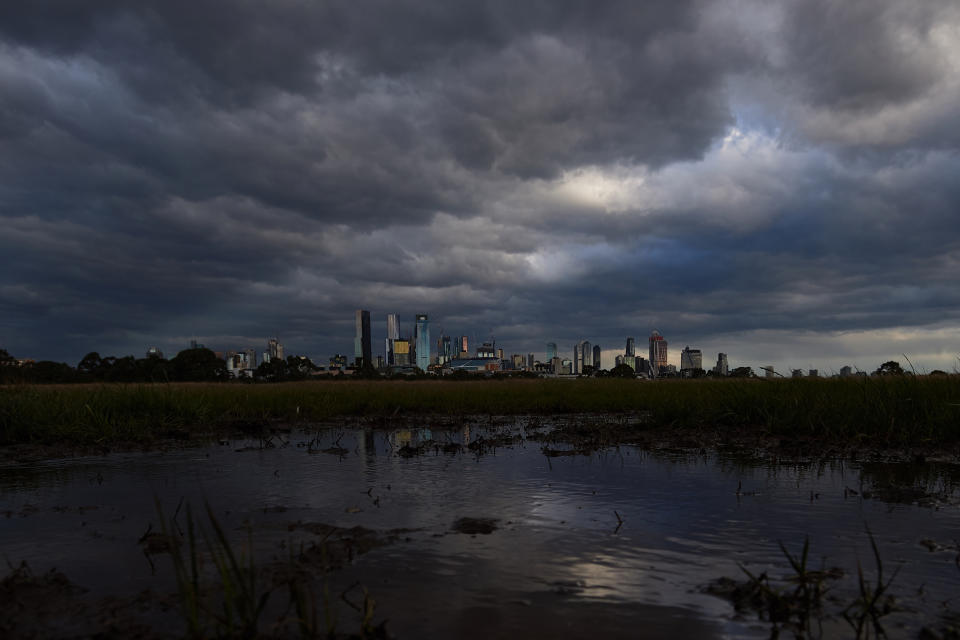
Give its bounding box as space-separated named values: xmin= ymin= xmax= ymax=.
xmin=872 ymin=361 xmax=905 ymax=376
xmin=170 ymin=348 xmax=227 ymax=382
xmin=77 ymin=352 xmax=103 ymax=377
xmin=0 ymin=348 xmax=15 ymax=366
xmin=729 ymin=366 xmax=754 ymax=378
xmin=609 ymin=363 xmax=636 ymax=378
xmin=581 ymin=365 xmax=596 ymax=377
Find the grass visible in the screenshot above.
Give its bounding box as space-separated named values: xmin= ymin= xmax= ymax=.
xmin=1 ymin=376 xmax=960 ymax=448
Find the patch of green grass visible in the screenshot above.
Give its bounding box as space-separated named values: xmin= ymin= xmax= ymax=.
xmin=1 ymin=376 xmax=959 ymax=448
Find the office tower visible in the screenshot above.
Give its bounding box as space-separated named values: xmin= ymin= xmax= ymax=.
xmin=385 ymin=314 xmax=400 ymax=365
xmin=376 ymin=355 xmax=385 ymax=370
xmin=680 ymin=346 xmax=702 ymax=371
xmin=648 ymin=331 xmax=667 ymax=374
xmin=572 ymin=342 xmax=581 ymax=374
xmin=582 ymin=341 xmax=591 ymax=371
xmin=792 ymin=369 xmax=804 ymax=378
xmin=477 ymin=342 xmax=495 ymax=358
xmin=393 ymin=339 xmax=410 ymax=366
xmin=414 ymin=314 xmax=430 ymax=371
xmin=546 ymin=342 xmax=558 ymax=361
xmin=354 ymin=310 xmax=371 ymax=367
xmin=459 ymin=336 xmax=469 ymax=356
xmin=592 ymin=344 xmax=601 ymax=369
xmin=635 ymin=356 xmax=648 ymax=375
xmin=329 ymin=354 xmax=347 ymax=369
xmin=437 ymin=335 xmax=452 ymax=365
xmin=527 ymin=353 xmax=534 ymax=370
xmin=550 ymin=356 xmax=562 ymax=374
xmin=511 ymin=354 xmax=524 ymax=369
xmin=242 ymin=348 xmax=256 ymax=369
xmin=615 ymin=354 xmax=625 ymax=367
xmin=625 ymin=337 xmax=635 ymax=358
xmin=808 ymin=369 xmax=818 ymax=378
xmin=497 ymin=348 xmax=504 ymax=360
xmin=268 ymin=338 xmax=284 ymax=362
xmin=714 ymin=353 xmax=728 ymax=376
xmin=840 ymin=365 xmax=853 ymax=377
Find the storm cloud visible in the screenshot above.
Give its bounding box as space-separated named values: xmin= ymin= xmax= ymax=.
xmin=1 ymin=0 xmax=959 ymax=373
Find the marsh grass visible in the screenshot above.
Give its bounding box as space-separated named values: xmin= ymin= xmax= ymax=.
xmin=2 ymin=376 xmax=959 ymax=448
xmin=157 ymin=500 xmax=384 ymax=639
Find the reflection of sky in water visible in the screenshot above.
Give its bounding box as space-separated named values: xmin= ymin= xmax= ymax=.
xmin=1 ymin=427 xmax=958 ymax=638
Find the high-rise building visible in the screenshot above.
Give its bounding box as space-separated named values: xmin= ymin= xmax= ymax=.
xmin=437 ymin=335 xmax=452 ymax=365
xmin=546 ymin=342 xmax=558 ymax=361
xmin=592 ymin=344 xmax=601 ymax=369
xmin=648 ymin=331 xmax=667 ymax=374
xmin=808 ymin=369 xmax=818 ymax=378
xmin=414 ymin=314 xmax=430 ymax=371
xmin=385 ymin=313 xmax=400 ymax=365
xmin=635 ymin=356 xmax=649 ymax=375
xmin=268 ymin=338 xmax=284 ymax=362
xmin=680 ymin=346 xmax=703 ymax=371
xmin=496 ymin=348 xmax=504 ymax=361
xmin=393 ymin=339 xmax=410 ymax=366
xmin=459 ymin=336 xmax=469 ymax=356
xmin=527 ymin=353 xmax=535 ymax=370
xmin=354 ymin=310 xmax=371 ymax=367
xmin=714 ymin=353 xmax=728 ymax=376
xmin=625 ymin=337 xmax=635 ymax=358
xmin=840 ymin=365 xmax=853 ymax=377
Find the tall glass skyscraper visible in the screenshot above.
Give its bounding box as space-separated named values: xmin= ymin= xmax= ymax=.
xmin=354 ymin=309 xmax=371 ymax=367
xmin=546 ymin=342 xmax=558 ymax=361
xmin=625 ymin=337 xmax=635 ymax=357
xmin=649 ymin=330 xmax=667 ymax=375
xmin=414 ymin=314 xmax=430 ymax=371
xmin=385 ymin=313 xmax=399 ymax=365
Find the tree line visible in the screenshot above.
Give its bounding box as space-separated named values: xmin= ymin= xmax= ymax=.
xmin=0 ymin=348 xmax=323 ymax=384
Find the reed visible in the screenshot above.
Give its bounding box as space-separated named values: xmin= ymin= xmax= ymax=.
xmin=2 ymin=376 xmax=959 ymax=448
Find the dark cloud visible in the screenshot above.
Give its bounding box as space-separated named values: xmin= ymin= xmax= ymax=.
xmin=0 ymin=1 xmax=958 ymax=372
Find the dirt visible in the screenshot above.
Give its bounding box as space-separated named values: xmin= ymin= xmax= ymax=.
xmin=451 ymin=517 xmax=499 ymax=535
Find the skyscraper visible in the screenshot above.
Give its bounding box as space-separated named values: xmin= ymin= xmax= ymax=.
xmin=592 ymin=344 xmax=601 ymax=369
xmin=625 ymin=337 xmax=635 ymax=357
xmin=414 ymin=314 xmax=430 ymax=371
xmin=354 ymin=310 xmax=371 ymax=367
xmin=268 ymin=337 xmax=283 ymax=362
xmin=437 ymin=335 xmax=452 ymax=365
xmin=680 ymin=346 xmax=702 ymax=371
xmin=546 ymin=342 xmax=558 ymax=361
xmin=648 ymin=330 xmax=667 ymax=375
xmin=714 ymin=353 xmax=729 ymax=376
xmin=385 ymin=313 xmax=400 ymax=365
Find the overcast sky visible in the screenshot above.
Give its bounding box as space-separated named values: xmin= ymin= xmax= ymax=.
xmin=2 ymin=1 xmax=959 ymax=373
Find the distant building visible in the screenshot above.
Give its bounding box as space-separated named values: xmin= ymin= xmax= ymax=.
xmin=354 ymin=310 xmax=372 ymax=367
xmin=437 ymin=335 xmax=452 ymax=365
xmin=561 ymin=358 xmax=572 ymax=375
xmin=649 ymin=331 xmax=668 ymax=373
xmin=376 ymin=355 xmax=385 ymax=370
xmin=511 ymin=354 xmax=525 ymax=369
xmin=550 ymin=356 xmax=563 ymax=374
xmin=414 ymin=314 xmax=430 ymax=371
xmin=840 ymin=366 xmax=853 ymax=377
xmin=146 ymin=347 xmax=164 ymax=359
xmin=592 ymin=344 xmax=601 ymax=369
xmin=625 ymin=337 xmax=635 ymax=358
xmin=190 ymin=339 xmax=206 ymax=350
xmin=546 ymin=342 xmax=558 ymax=362
xmin=792 ymin=369 xmax=804 ymax=378
xmin=459 ymin=336 xmax=469 ymax=356
xmin=329 ymin=354 xmax=348 ymax=369
xmin=527 ymin=353 xmax=535 ymax=370
xmin=497 ymin=348 xmax=504 ymax=361
xmin=385 ymin=313 xmax=400 ymax=365
xmin=714 ymin=353 xmax=729 ymax=377
xmin=615 ymin=354 xmax=625 ymax=367
xmin=476 ymin=342 xmax=495 ymax=359
xmin=808 ymin=369 xmax=818 ymax=378
xmin=393 ymin=339 xmax=411 ymax=366
xmin=268 ymin=338 xmax=284 ymax=362
xmin=764 ymin=366 xmax=776 ymax=379
xmin=635 ymin=356 xmax=649 ymax=376
xmin=680 ymin=346 xmax=703 ymax=371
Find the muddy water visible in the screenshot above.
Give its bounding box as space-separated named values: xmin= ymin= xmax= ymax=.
xmin=2 ymin=424 xmax=959 ymax=638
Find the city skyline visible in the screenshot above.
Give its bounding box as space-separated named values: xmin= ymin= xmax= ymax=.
xmin=1 ymin=3 xmax=959 ymax=375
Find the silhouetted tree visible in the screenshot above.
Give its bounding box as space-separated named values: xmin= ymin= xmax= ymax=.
xmin=170 ymin=348 xmax=227 ymax=382
xmin=729 ymin=366 xmax=754 ymax=378
xmin=609 ymin=363 xmax=636 ymax=378
xmin=872 ymin=361 xmax=905 ymax=376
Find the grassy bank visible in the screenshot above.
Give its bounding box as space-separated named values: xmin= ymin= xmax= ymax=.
xmin=1 ymin=377 xmax=959 ymax=448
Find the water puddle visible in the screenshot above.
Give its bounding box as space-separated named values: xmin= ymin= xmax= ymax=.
xmin=2 ymin=423 xmax=959 ymax=638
